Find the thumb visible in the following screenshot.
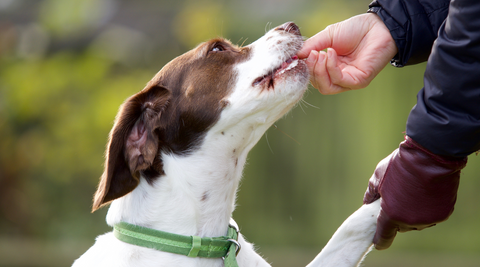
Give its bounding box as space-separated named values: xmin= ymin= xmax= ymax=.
xmin=373 ymin=209 xmax=398 ymax=250
xmin=298 ymin=28 xmax=333 ymax=59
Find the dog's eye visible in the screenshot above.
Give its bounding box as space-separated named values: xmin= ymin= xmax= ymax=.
xmin=211 ymin=45 xmax=225 ymax=52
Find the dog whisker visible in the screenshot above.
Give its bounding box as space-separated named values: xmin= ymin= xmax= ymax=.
xmin=300 ymin=99 xmax=320 ymax=109
xmin=264 ymin=131 xmax=275 ymax=154
xmin=273 ymin=124 xmax=301 ymax=145
xmin=264 ymin=22 xmax=272 ymax=33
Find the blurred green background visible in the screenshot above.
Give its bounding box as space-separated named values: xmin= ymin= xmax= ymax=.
xmin=1 ymin=0 xmax=479 ymax=266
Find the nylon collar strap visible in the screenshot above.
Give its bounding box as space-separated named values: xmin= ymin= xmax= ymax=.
xmin=113 ymin=222 xmax=240 ymax=267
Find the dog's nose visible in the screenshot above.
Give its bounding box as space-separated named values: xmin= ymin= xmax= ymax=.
xmin=276 ymin=22 xmax=301 ymax=36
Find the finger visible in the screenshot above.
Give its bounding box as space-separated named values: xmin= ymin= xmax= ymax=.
xmin=306 ymin=51 xmax=348 ymax=95
xmin=363 ymin=155 xmax=392 ymax=204
xmin=325 ymin=48 xmax=343 ymax=85
xmin=297 ymin=28 xmax=333 ymax=59
xmin=373 ymin=210 xmax=398 ymax=250
xmin=326 ymin=48 xmax=370 ymax=90
xmin=306 ymin=50 xmax=327 ymax=90
xmin=363 ymin=178 xmax=380 ymax=205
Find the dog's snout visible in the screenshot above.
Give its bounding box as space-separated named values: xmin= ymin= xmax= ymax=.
xmin=276 ymin=22 xmax=301 ymax=36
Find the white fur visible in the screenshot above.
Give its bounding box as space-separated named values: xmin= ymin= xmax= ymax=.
xmin=307 ymin=200 xmax=381 ymax=267
xmin=73 ymin=24 xmax=381 ymax=267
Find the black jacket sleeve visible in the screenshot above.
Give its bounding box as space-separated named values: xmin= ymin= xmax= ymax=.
xmin=406 ymin=0 xmax=480 ymax=158
xmin=368 ymin=0 xmax=450 ymax=67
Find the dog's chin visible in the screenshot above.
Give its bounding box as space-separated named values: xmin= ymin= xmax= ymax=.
xmin=259 ymin=61 xmax=309 ymax=124
xmin=274 ymin=60 xmax=309 ymax=102
xmin=280 ymin=58 xmax=309 ymax=85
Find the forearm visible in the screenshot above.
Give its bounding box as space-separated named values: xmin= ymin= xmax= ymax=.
xmin=407 ymin=0 xmax=480 ymax=157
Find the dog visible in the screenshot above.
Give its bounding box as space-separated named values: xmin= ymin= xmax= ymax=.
xmin=72 ymin=22 xmax=381 ymax=267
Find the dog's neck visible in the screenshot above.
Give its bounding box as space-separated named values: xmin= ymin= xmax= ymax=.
xmin=106 ymin=120 xmax=270 ymax=238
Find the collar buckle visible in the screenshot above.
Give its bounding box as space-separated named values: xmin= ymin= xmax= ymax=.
xmin=223 ymin=238 xmax=241 ymax=259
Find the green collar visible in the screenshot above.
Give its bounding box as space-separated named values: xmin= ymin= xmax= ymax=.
xmin=113 ymin=222 xmax=241 ymax=267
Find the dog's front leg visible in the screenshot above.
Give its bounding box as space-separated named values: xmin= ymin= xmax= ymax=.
xmin=306 ymin=199 xmax=381 ymax=267
xmin=236 ymin=234 xmax=272 ymax=267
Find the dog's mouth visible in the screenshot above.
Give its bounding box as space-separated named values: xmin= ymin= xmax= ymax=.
xmin=252 ymin=55 xmax=300 ymax=89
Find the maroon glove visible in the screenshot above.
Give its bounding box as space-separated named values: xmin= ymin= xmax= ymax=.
xmin=364 ymin=136 xmax=468 ymax=250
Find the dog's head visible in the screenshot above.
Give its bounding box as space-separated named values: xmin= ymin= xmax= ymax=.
xmin=92 ymin=22 xmax=309 ymax=211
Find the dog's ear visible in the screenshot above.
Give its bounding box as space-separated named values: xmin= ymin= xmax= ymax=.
xmin=92 ymin=85 xmax=170 ymax=212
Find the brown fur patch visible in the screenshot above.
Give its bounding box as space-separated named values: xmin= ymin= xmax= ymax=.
xmin=92 ymin=39 xmax=252 ymax=211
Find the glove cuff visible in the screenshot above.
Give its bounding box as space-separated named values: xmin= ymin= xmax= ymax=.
xmin=403 ymin=136 xmax=467 ymax=169
xmin=381 ymin=135 xmax=467 ymax=226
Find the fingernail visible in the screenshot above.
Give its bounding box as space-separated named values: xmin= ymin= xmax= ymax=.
xmin=306 ymin=51 xmax=317 ymax=63
xmin=327 ymin=48 xmax=334 ymax=57
xmin=297 ymin=49 xmax=307 ymax=59
xmin=318 ymin=51 xmax=326 ymax=62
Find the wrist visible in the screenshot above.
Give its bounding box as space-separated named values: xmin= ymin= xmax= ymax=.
xmin=366 ymin=4 xmax=401 ymax=67
xmin=404 ymin=136 xmax=468 ymax=168
xmin=380 ymin=136 xmax=466 ymax=225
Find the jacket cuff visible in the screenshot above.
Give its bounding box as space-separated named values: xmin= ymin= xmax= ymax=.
xmin=367 ymin=1 xmax=404 ymax=67
xmin=367 ymin=0 xmax=449 ymax=67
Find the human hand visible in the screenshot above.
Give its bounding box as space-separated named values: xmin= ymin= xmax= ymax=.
xmin=297 ymin=13 xmax=397 ymax=94
xmin=363 ymin=136 xmax=467 ymax=250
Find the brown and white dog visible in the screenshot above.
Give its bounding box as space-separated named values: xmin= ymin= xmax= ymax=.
xmin=72 ymin=22 xmax=380 ymax=267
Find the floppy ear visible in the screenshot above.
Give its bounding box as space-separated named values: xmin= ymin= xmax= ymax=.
xmin=92 ymin=85 xmax=170 ymax=212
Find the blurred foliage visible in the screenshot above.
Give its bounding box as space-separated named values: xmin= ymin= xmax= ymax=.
xmin=173 ymin=0 xmax=229 ymax=47
xmin=39 ymin=0 xmax=115 ymax=37
xmin=0 ymin=0 xmax=479 ymax=266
